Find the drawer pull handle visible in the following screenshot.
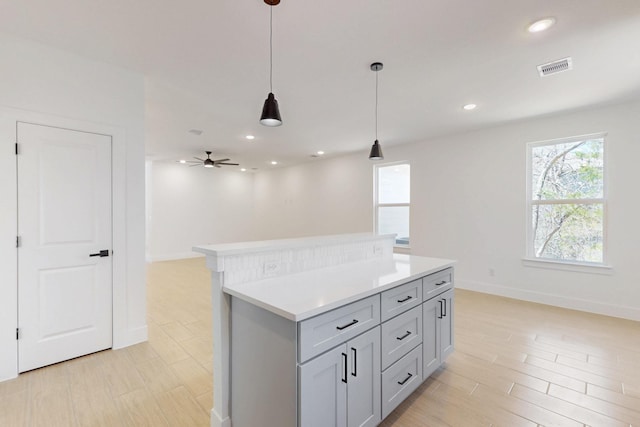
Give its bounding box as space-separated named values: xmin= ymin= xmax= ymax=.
xmin=341 ymin=353 xmax=347 ymax=383
xmin=436 ymin=280 xmax=447 ymax=286
xmin=398 ymin=373 xmax=413 ymax=385
xmin=397 ymin=295 xmax=413 ymax=303
xmin=336 ymin=319 xmax=359 ymax=330
xmin=396 ymin=331 xmax=412 ymax=341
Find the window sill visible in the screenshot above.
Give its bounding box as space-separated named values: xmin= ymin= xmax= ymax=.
xmin=394 ymin=245 xmax=411 ymax=255
xmin=522 ymin=258 xmax=613 ymax=275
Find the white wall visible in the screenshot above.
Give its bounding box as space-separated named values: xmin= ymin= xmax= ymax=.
xmin=146 ymin=161 xmax=256 ymax=261
xmin=253 ymin=155 xmax=374 ymax=240
xmin=252 ymin=100 xmax=640 ymax=321
xmin=0 ymin=34 xmax=146 ymax=381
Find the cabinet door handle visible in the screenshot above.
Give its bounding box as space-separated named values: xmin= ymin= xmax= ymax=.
xmin=443 ymin=299 xmax=447 ymax=317
xmin=397 ymin=295 xmax=413 ymax=303
xmin=341 ymin=352 xmax=347 ymax=383
xmin=336 ymin=319 xmax=359 ymax=331
xmin=436 ymin=280 xmax=447 ymax=286
xmin=397 ymin=373 xmax=413 ymax=385
xmin=438 ymin=300 xmax=443 ymax=319
xmin=396 ymin=331 xmax=412 ymax=341
xmin=89 ymin=249 xmax=110 ymax=257
xmin=351 ymin=347 xmax=357 ymax=377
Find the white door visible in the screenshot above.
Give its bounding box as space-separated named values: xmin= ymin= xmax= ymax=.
xmin=17 ymin=122 xmax=113 ymax=372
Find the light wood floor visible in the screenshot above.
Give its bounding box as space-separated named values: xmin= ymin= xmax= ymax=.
xmin=1 ymin=257 xmax=639 ymax=426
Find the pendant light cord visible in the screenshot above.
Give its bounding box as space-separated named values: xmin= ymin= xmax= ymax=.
xmin=375 ymin=69 xmax=379 ymax=141
xmin=269 ymin=6 xmax=273 ymax=93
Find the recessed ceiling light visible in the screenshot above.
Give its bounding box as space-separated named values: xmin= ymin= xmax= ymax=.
xmin=271 ymin=161 xmax=278 ymax=165
xmin=241 ymin=168 xmax=247 ymax=172
xmin=179 ymin=160 xmax=186 ymax=164
xmin=188 ymin=129 xmax=203 ymax=135
xmin=463 ymin=103 xmax=477 ymax=111
xmin=246 ymin=135 xmax=255 ymax=140
xmin=528 ymin=17 xmax=556 ymax=33
xmin=317 ymin=151 xmax=325 ymax=155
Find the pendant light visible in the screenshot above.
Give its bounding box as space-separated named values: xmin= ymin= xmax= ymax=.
xmin=260 ymin=0 xmax=282 ymax=126
xmin=369 ymin=62 xmax=384 ymax=160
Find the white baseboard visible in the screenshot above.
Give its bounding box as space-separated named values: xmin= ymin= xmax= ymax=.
xmin=456 ymin=279 xmax=640 ymax=322
xmin=147 ymin=252 xmax=204 ymax=263
xmin=210 ymin=409 xmax=231 ymax=427
xmin=113 ymin=325 xmax=148 ymax=349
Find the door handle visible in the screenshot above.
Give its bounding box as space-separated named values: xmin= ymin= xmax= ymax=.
xmin=438 ymin=300 xmax=443 ymax=319
xmin=341 ymin=352 xmax=348 ymax=383
xmin=351 ymin=347 xmax=357 ymax=377
xmin=89 ymin=249 xmax=110 ymax=257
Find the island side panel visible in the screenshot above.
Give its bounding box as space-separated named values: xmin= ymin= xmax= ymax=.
xmin=209 ymin=270 xmax=232 ymax=427
xmin=231 ymin=297 xmax=297 ymax=427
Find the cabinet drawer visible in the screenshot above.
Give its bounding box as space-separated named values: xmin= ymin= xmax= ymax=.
xmin=423 ymin=268 xmax=453 ymax=301
xmin=381 ymin=306 xmax=422 ymax=370
xmin=298 ymin=295 xmax=380 ymax=363
xmin=381 ymin=344 xmax=423 ymax=419
xmin=380 ymin=278 xmax=422 ymax=322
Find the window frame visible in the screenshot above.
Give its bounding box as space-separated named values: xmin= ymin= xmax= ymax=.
xmin=525 ymin=132 xmax=609 ymax=268
xmin=374 ymin=161 xmax=411 ymax=248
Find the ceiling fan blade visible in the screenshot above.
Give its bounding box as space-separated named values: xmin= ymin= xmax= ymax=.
xmin=193 ymin=157 xmax=205 ymax=161
xmin=214 ymin=164 xmax=222 ymax=168
xmin=217 ymin=162 xmax=240 ymax=166
xmin=214 ymin=158 xmax=230 ymax=163
xmin=189 ymin=164 xmax=202 ymax=167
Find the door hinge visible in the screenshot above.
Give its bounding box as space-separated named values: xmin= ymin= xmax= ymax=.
xmin=16 ymin=328 xmax=19 ymax=340
xmin=16 ymin=236 xmax=21 ymax=248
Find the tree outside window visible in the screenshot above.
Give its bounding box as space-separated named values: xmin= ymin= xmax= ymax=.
xmin=528 ymin=135 xmax=605 ymax=264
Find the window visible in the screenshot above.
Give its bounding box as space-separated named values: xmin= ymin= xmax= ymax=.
xmin=375 ymin=163 xmax=410 ymax=246
xmin=527 ymin=134 xmax=605 ymax=264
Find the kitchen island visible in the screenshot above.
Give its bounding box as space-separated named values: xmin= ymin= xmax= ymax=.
xmin=194 ymin=233 xmax=455 ymax=427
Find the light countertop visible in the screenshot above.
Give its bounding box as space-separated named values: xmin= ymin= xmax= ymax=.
xmin=223 ymin=254 xmax=455 ymax=321
xmin=193 ymin=232 xmax=395 ymax=257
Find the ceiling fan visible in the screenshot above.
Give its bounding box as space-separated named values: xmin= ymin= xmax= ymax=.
xmin=186 ymin=151 xmax=239 ymax=168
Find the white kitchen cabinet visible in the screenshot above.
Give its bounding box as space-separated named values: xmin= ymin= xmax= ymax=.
xmin=347 ymin=327 xmax=381 ymax=427
xmin=440 ymin=289 xmax=455 ymax=361
xmin=422 ymin=296 xmax=440 ymax=379
xmin=299 ymin=344 xmax=347 ymax=427
xmin=197 ymin=234 xmax=456 ymax=427
xmin=381 ymin=344 xmax=423 ymax=419
xmin=299 ymin=326 xmax=381 ymax=427
xmin=422 ymin=287 xmax=454 ymax=380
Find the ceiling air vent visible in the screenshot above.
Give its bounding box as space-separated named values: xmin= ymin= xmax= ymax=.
xmin=537 ymin=57 xmax=573 ymax=77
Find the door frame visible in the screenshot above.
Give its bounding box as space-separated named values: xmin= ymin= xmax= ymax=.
xmin=0 ymin=107 xmax=137 ymax=381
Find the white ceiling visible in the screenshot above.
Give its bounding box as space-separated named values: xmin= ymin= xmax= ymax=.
xmin=2 ymin=0 xmax=640 ymax=171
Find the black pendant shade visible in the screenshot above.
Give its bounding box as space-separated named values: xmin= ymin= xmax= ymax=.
xmin=260 ymin=2 xmax=283 ymax=126
xmin=369 ymin=140 xmax=384 ymax=160
xmin=260 ymin=92 xmax=282 ymax=126
xmin=369 ymin=62 xmax=384 ymax=160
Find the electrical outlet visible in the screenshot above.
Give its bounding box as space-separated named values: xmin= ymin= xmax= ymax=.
xmin=264 ymin=261 xmax=281 ymax=275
